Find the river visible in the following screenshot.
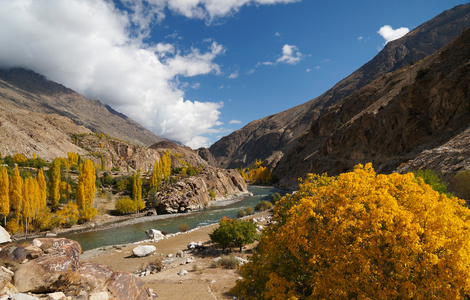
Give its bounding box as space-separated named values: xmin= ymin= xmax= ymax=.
xmin=60 ymin=186 xmax=280 ymax=251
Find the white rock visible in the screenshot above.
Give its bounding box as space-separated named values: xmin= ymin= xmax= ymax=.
xmin=132 ymin=245 xmax=157 ymax=257
xmin=178 ymin=269 xmax=188 ymax=276
xmin=10 ymin=294 xmax=39 ymax=300
xmin=0 ymin=226 xmax=10 ymax=244
xmin=145 ymin=229 xmax=165 ymax=240
xmin=47 ymin=292 xmax=66 ymax=300
xmin=89 ymin=292 xmax=110 ymax=300
xmin=167 ymin=253 xmax=173 ymax=258
xmin=235 ymin=257 xmax=248 ymax=265
xmin=45 ymin=233 xmax=57 ymax=238
xmin=31 ymin=239 xmax=42 ymax=248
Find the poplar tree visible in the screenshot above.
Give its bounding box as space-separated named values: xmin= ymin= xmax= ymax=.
xmin=162 ymin=150 xmax=171 ymax=179
xmin=37 ymin=168 xmax=47 ymax=209
xmin=76 ymin=159 xmax=97 ymax=221
xmin=132 ymin=172 xmax=144 ymax=212
xmin=0 ymin=167 xmax=10 ymax=226
xmin=150 ymin=158 xmax=162 ymax=189
xmin=48 ymin=158 xmax=61 ymax=211
xmin=11 ymin=165 xmax=23 ymax=222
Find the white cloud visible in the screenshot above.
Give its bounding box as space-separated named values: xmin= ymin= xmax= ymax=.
xmin=257 ymin=44 xmax=304 ymax=67
xmin=275 ymin=32 xmax=281 ymax=37
xmin=377 ymin=25 xmax=409 ymax=44
xmin=229 ymin=119 xmax=242 ymax=124
xmin=306 ymin=68 xmax=311 ymax=72
xmin=357 ymin=36 xmax=364 ymax=41
xmin=228 ymin=71 xmax=239 ymax=79
xmin=0 ymin=0 xmax=229 ymax=148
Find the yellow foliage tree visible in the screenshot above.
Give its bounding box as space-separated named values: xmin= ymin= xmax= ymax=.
xmin=233 ymin=163 xmax=470 ymax=299
xmin=48 ymin=158 xmax=61 ymax=210
xmin=0 ymin=167 xmax=10 ymax=226
xmin=150 ymin=158 xmax=163 ymax=189
xmin=132 ymin=172 xmax=145 ymax=212
xmin=37 ymin=168 xmax=47 ymax=209
xmin=11 ymin=165 xmax=23 ymax=222
xmin=12 ymin=153 xmax=27 ymax=164
xmin=162 ymin=150 xmax=171 ymax=179
xmin=76 ymin=158 xmax=96 ymax=211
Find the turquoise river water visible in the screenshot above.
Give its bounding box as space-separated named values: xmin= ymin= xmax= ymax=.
xmin=60 ymin=186 xmax=280 ymax=251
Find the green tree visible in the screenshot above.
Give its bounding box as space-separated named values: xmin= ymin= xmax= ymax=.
xmin=210 ymin=217 xmax=258 ymax=251
xmin=413 ymin=169 xmax=452 ymax=196
xmin=48 ymin=158 xmax=61 ymax=211
xmin=233 ymin=163 xmax=470 ymax=299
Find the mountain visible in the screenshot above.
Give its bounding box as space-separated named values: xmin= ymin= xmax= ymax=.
xmin=275 ymin=26 xmax=470 ymax=188
xmin=0 ymin=68 xmax=164 ymax=148
xmin=209 ymin=3 xmax=470 ymax=171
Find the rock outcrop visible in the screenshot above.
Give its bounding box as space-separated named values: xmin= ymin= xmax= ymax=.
xmin=0 ymin=238 xmax=157 ymax=299
xmin=152 ymin=168 xmax=248 ymax=214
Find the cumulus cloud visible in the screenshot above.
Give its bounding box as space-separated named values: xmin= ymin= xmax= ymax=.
xmin=258 ymin=44 xmax=304 ymax=67
xmin=229 ymin=119 xmax=242 ymax=124
xmin=377 ymin=25 xmax=410 ymax=44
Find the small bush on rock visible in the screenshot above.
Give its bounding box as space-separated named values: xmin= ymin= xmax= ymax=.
xmin=255 ymin=200 xmax=272 ymax=211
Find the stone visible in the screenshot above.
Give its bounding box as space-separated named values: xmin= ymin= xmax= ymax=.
xmin=76 ymin=261 xmax=114 ymax=292
xmin=178 ymin=269 xmax=188 ymax=276
xmin=176 ymin=250 xmax=184 ymax=258
xmin=0 ymin=282 xmax=18 ymax=295
xmin=24 ymin=246 xmax=44 ymax=260
xmin=234 ymin=257 xmax=248 ymax=265
xmin=0 ymin=266 xmax=13 ymax=290
xmin=106 ymin=271 xmax=155 ymax=300
xmin=47 ymin=292 xmax=66 ymax=300
xmin=187 ymin=241 xmax=202 ymax=250
xmin=0 ymin=245 xmax=26 ymax=268
xmin=45 ymin=233 xmax=57 ymax=238
xmin=0 ymin=226 xmax=11 ymax=244
xmin=144 ymin=229 xmax=164 ymax=240
xmin=9 ymin=294 xmax=39 ymax=300
xmin=13 ymin=238 xmax=81 ymax=293
xmin=88 ymin=292 xmax=109 ymax=300
xmin=132 ymin=245 xmax=156 ymax=257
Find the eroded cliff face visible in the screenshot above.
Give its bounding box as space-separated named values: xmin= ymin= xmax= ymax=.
xmin=152 ymin=168 xmax=248 ymax=214
xmin=275 ymin=27 xmax=470 ymax=189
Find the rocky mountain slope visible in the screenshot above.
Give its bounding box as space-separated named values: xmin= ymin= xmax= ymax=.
xmin=0 ymin=68 xmax=163 ymax=148
xmin=209 ymin=3 xmax=470 ymax=170
xmin=276 ymin=26 xmax=470 ymax=189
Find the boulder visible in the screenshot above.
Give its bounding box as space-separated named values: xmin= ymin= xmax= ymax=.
xmin=47 ymin=292 xmax=66 ymax=300
xmin=144 ymin=229 xmax=164 ymax=240
xmin=13 ymin=238 xmax=81 ymax=293
xmin=132 ymin=245 xmax=156 ymax=257
xmin=106 ymin=271 xmax=156 ymax=300
xmin=88 ymin=292 xmax=109 ymax=300
xmin=0 ymin=245 xmax=26 ymax=268
xmin=76 ymin=261 xmax=114 ymax=292
xmin=0 ymin=226 xmax=10 ymax=244
xmin=177 ymin=269 xmax=188 ymax=276
xmin=9 ymin=294 xmax=39 ymax=300
xmin=0 ymin=266 xmax=14 ymax=290
xmin=187 ymin=241 xmax=202 ymax=250
xmin=24 ymin=246 xmax=43 ymax=260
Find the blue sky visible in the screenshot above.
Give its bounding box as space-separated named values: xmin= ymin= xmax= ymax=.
xmin=0 ymin=0 xmax=466 ymax=148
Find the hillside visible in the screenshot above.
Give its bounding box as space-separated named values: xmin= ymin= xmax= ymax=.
xmin=276 ymin=27 xmax=470 ymax=188
xmin=0 ymin=68 xmax=164 ymax=148
xmin=209 ymin=3 xmax=470 ymax=170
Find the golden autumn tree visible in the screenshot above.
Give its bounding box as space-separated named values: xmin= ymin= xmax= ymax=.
xmin=132 ymin=172 xmax=145 ymax=212
xmin=22 ymin=177 xmax=39 ymax=233
xmin=0 ymin=167 xmax=10 ymax=226
xmin=37 ymin=168 xmax=47 ymax=209
xmin=150 ymin=158 xmax=162 ymax=189
xmin=161 ymin=150 xmax=171 ymax=179
xmin=48 ymin=158 xmax=61 ymax=211
xmin=233 ymin=163 xmax=470 ymax=300
xmin=76 ymin=158 xmax=97 ymax=221
xmin=10 ymin=165 xmax=23 ymax=222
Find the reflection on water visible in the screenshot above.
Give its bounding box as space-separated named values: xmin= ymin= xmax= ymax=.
xmin=60 ymin=186 xmax=281 ymax=251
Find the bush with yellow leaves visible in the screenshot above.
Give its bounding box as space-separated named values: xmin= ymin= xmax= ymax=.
xmin=232 ymin=163 xmax=470 ymax=299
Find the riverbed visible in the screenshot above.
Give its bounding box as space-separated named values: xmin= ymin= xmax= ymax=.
xmin=60 ymin=186 xmax=280 ymax=251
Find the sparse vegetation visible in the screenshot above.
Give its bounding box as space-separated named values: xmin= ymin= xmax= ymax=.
xmin=255 ymin=200 xmax=272 ymax=211
xmin=178 ymin=223 xmax=190 ymax=232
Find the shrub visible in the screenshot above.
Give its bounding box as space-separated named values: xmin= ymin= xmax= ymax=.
xmin=255 ymin=200 xmax=272 ymax=211
xmin=450 ymin=170 xmax=470 ymax=200
xmin=79 ymin=206 xmax=97 ymax=222
xmin=56 ymin=202 xmax=79 ymax=227
xmin=115 ymin=197 xmax=137 ymax=215
xmin=210 ymin=217 xmax=258 ymax=251
xmin=178 ymin=223 xmax=190 ymax=232
xmin=237 ymin=209 xmax=247 ymax=218
xmin=244 ymin=206 xmax=253 ymax=215
xmin=233 ymin=163 xmax=470 ymax=299
xmin=270 ymin=192 xmax=281 ymax=204
xmin=209 ymin=189 xmax=216 ymax=199
xmin=413 ymin=169 xmax=452 ymax=197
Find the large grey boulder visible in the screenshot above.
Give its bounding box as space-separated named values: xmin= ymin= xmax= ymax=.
xmin=0 ymin=245 xmax=26 ymax=268
xmin=132 ymin=245 xmax=156 ymax=257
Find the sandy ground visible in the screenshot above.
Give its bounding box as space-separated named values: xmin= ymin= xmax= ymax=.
xmin=82 ymin=211 xmax=272 ymax=300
